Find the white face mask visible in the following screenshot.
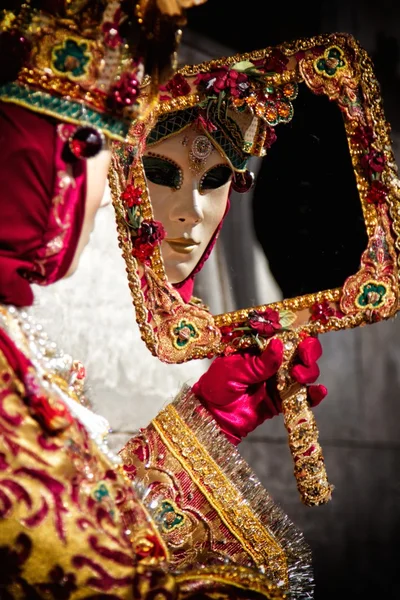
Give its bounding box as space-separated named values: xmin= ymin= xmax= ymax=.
xmin=143 ymin=128 xmax=233 ymax=284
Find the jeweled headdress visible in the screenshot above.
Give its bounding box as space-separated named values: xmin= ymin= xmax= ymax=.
xmin=0 ymin=0 xmax=205 ymax=142
xmin=132 ymin=48 xmax=298 ymax=171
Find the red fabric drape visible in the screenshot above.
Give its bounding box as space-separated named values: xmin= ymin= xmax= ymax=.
xmin=0 ymin=103 xmax=86 ymax=306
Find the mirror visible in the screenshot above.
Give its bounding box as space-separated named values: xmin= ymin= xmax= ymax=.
xmin=110 ymin=33 xmax=400 ymax=364
xmin=195 ymin=84 xmax=369 ymax=313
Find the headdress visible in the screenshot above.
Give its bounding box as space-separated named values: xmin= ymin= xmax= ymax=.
xmin=0 ymin=0 xmax=204 ymax=144
xmin=135 ymin=48 xmax=298 ymax=172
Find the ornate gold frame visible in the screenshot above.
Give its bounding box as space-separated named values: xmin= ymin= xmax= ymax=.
xmin=110 ymin=32 xmax=400 ymax=364
xmin=109 ymin=33 xmax=400 ymax=507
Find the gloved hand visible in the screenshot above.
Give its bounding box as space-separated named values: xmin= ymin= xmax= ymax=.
xmin=192 ymin=336 xmax=327 ymax=445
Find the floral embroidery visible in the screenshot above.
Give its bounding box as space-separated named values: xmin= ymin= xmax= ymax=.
xmin=299 ymin=43 xmax=362 ymax=122
xmin=352 ymin=124 xmax=375 ymax=149
xmin=122 ymin=184 xmax=143 ymax=209
xmin=310 ymin=301 xmax=343 ymax=324
xmin=220 ymin=308 xmax=289 ymax=354
xmin=356 ymin=281 xmax=387 ymax=309
xmin=192 ymin=59 xmax=297 ymax=129
xmin=172 ymin=319 xmax=200 ymax=349
xmin=131 ymin=221 xmax=166 ymax=263
xmin=315 ymin=46 xmax=346 ymax=77
xmin=360 ymin=149 xmax=385 ymax=178
xmin=108 ymin=70 xmax=141 ymax=114
xmin=161 ymin=73 xmax=191 ymax=98
xmin=351 ymin=125 xmax=388 ymax=208
xmin=263 ymin=49 xmax=289 ymax=74
xmin=155 ymin=500 xmax=185 ymax=532
xmin=248 ymin=309 xmax=282 ymax=337
xmin=366 ymin=180 xmax=389 ymax=205
xmin=120 ymin=184 xmax=165 ymax=263
xmin=341 ymin=212 xmax=397 ymax=320
xmin=195 ymin=66 xmax=250 ymax=99
xmin=52 ymin=38 xmax=90 ymax=80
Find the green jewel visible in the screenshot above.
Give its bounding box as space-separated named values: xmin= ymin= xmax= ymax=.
xmin=156 ymin=500 xmax=185 ymax=532
xmin=316 ymin=46 xmax=346 ymax=77
xmin=357 ymin=282 xmax=387 ymax=308
xmin=173 ymin=320 xmax=199 ymax=348
xmin=93 ymin=483 xmax=110 ymax=502
xmin=53 ymin=39 xmax=90 ymax=79
xmin=236 ymin=103 xmax=247 ymax=112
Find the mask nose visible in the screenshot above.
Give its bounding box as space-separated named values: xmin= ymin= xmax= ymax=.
xmin=171 ymin=179 xmax=204 ymax=225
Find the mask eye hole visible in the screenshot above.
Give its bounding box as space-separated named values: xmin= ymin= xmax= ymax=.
xmin=199 ymin=164 xmax=232 ymax=194
xmin=143 ymin=154 xmax=183 ymax=190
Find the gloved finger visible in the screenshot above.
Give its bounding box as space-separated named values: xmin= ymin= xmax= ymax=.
xmin=247 ymin=338 xmax=284 ymax=382
xmin=191 ymin=354 xmax=265 ymax=403
xmin=297 ymin=336 xmax=322 ymax=367
xmin=291 ymin=361 xmax=320 ymax=384
xmin=307 ymin=384 xmax=328 ymax=407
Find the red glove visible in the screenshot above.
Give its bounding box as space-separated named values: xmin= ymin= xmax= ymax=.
xmin=192 ymin=336 xmax=327 ymax=445
xmin=291 ymin=336 xmax=327 ymax=406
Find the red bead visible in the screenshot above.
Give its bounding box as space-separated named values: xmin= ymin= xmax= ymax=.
xmin=232 ymin=170 xmax=255 ymax=193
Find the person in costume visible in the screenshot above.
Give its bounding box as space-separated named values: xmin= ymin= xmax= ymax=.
xmin=0 ymin=3 xmax=325 ymax=598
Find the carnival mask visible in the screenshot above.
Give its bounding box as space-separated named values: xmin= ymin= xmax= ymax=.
xmin=110 ymin=33 xmax=400 ymax=506
xmin=142 ymin=127 xmax=232 ymax=285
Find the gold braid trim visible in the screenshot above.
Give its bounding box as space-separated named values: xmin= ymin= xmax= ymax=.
xmin=177 ymin=564 xmax=287 ymax=599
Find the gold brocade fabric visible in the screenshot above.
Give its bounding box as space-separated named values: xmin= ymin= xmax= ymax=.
xmin=0 ymin=313 xmax=287 ymax=600
xmin=0 ymin=346 xmax=166 ymax=597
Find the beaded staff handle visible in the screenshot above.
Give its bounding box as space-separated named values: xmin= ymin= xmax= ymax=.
xmin=276 ymin=332 xmax=334 ymax=506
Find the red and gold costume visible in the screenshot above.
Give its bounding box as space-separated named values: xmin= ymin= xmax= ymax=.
xmin=0 ymin=104 xmax=311 ymax=600
xmin=0 ymin=303 xmax=311 ymax=598
xmin=0 ymin=2 xmax=312 ymax=598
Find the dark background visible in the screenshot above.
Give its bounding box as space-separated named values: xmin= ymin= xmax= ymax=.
xmin=184 ymin=2 xmax=400 ymax=599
